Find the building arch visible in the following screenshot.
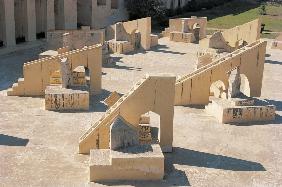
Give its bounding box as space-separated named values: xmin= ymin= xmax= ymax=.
xmin=239 ymin=74 xmax=251 ymax=97
xmin=209 ymin=80 xmax=227 ymax=99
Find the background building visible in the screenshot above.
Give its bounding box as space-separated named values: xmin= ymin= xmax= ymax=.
xmin=0 ymin=0 xmax=128 ymax=48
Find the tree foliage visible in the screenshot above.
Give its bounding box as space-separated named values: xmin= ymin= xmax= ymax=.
xmin=125 ymin=0 xmax=166 ymax=21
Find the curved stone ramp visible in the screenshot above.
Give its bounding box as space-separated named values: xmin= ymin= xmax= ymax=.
xmin=175 ymin=40 xmax=267 ymax=106
xmin=79 ymin=74 xmax=176 ymax=154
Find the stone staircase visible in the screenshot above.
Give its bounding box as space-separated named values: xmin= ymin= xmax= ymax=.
xmin=7 ymin=78 xmax=25 ymax=96
xmin=79 ymin=75 xmax=149 ymax=154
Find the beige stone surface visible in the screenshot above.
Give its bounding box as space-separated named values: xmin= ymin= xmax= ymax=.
xmin=104 ymin=91 xmax=121 ymax=108
xmin=175 ymin=40 xmax=267 ymax=106
xmin=271 ymin=34 xmax=282 ymax=50
xmin=90 ymin=144 xmax=164 ymax=182
xmin=45 ymin=85 xmax=89 ymax=111
xmin=106 ymin=17 xmax=155 ymax=54
xmin=139 ymin=114 xmax=150 ymax=124
xmin=200 ymin=19 xmax=261 ymax=52
xmin=0 ymin=38 xmax=282 ymax=186
xmin=39 ymin=50 xmax=58 ymax=59
xmin=205 ymin=97 xmax=276 ymax=123
xmin=79 ymin=74 xmax=176 ymax=154
xmin=170 ymin=31 xmax=194 ymax=43
xmin=163 ymin=16 xmax=207 ymax=43
xmin=47 ymin=29 xmax=104 ymax=50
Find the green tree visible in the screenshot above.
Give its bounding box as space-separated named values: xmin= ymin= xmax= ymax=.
xmin=259 ymin=4 xmax=267 ymax=15
xmin=125 ymin=0 xmax=166 ymax=22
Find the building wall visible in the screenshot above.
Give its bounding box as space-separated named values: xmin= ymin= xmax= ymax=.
xmin=54 ymin=0 xmax=65 ymax=30
xmin=92 ymin=0 xmax=128 ymax=29
xmin=77 ymin=0 xmax=92 ymax=27
xmin=0 ymin=0 xmax=4 ymax=45
xmin=1 ymin=0 xmax=127 ymax=47
xmin=63 ymin=0 xmax=77 ymax=29
xmin=36 ymin=0 xmax=47 ymax=35
xmin=14 ymin=0 xmax=28 ymax=40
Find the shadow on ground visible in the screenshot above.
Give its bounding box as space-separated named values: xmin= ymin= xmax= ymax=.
xmin=149 ymin=45 xmax=186 ymax=55
xmin=0 ymin=47 xmax=44 ymax=91
xmin=0 ymin=134 xmax=29 ymax=146
xmin=169 ymin=147 xmax=265 ymax=171
xmin=265 ymin=59 xmax=282 ymax=65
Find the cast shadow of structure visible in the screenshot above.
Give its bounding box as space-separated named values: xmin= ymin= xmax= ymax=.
xmin=0 ymin=134 xmax=29 ymax=146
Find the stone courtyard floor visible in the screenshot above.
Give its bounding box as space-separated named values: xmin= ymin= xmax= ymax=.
xmin=0 ymin=38 xmax=281 ymax=186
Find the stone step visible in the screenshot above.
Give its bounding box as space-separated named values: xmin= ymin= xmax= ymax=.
xmin=206 ymin=97 xmax=276 ymax=123
xmin=89 ymin=144 xmax=164 ymax=182
xmin=12 ymin=83 xmax=18 ymax=88
xmin=7 ymin=88 xmax=15 ymax=96
xmin=45 ymin=85 xmax=89 ymax=111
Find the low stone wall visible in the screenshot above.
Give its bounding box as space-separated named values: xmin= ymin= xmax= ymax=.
xmin=45 ymin=85 xmax=89 ymax=111
xmin=205 ymin=97 xmax=276 ymax=123
xmin=170 ymin=32 xmax=194 ymax=43
xmin=89 ymin=144 xmax=164 ymax=182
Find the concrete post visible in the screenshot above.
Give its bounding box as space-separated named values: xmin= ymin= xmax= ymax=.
xmin=3 ymin=0 xmax=16 ymax=46
xmin=26 ymin=0 xmax=36 ymax=41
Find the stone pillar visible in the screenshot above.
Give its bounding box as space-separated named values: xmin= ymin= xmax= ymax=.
xmin=88 ymin=46 xmax=102 ymax=95
xmin=26 ymin=0 xmax=36 ymax=41
xmin=181 ymin=19 xmax=188 ymax=33
xmin=63 ymin=0 xmax=77 ymax=29
xmin=60 ymin=58 xmax=73 ymax=88
xmin=115 ymin=22 xmax=123 ymax=41
xmin=46 ymin=0 xmax=55 ymax=31
xmin=228 ymin=68 xmax=241 ymax=98
xmin=2 ymin=0 xmax=16 ymax=46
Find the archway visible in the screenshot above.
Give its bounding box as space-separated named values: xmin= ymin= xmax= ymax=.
xmin=130 ymin=30 xmax=141 ymax=50
xmin=209 ymin=80 xmax=227 ymax=100
xmin=139 ymin=111 xmax=160 ymax=145
xmin=240 ymin=74 xmax=251 ymax=97
xmin=228 ymin=68 xmax=251 ymax=98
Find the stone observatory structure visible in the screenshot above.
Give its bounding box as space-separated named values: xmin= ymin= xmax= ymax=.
xmin=271 ymin=34 xmax=282 ymax=50
xmin=47 ymin=26 xmax=104 ymax=50
xmin=79 ymin=74 xmax=176 ymax=181
xmin=7 ymin=44 xmax=102 ymax=111
xmin=105 ymin=17 xmax=158 ymax=54
xmin=161 ymin=16 xmax=207 ymax=43
xmin=174 ymin=39 xmax=276 ymax=123
xmin=200 ymin=19 xmax=261 ymax=53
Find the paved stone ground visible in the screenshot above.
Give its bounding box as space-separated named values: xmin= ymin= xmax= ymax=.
xmin=0 ymin=38 xmax=281 ymax=186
